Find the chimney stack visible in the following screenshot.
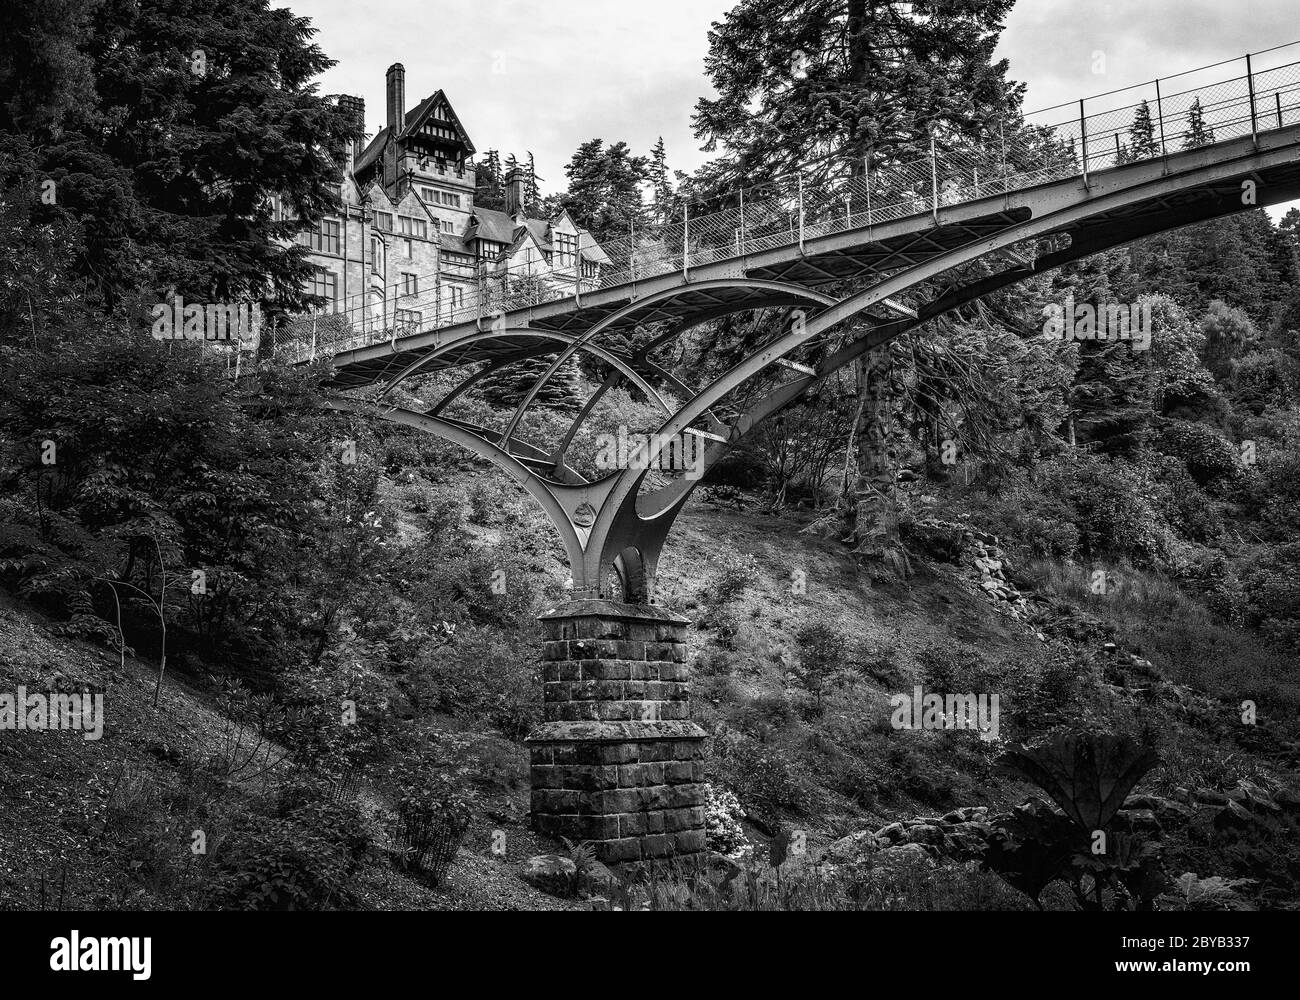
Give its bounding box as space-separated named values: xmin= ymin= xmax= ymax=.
xmin=338 ymin=95 xmax=365 ymax=166
xmin=504 ymin=166 xmax=527 ymax=218
xmin=386 ymin=63 xmax=406 ymax=136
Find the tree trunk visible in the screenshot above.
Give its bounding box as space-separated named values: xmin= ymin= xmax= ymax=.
xmin=849 ymin=341 xmax=911 ymax=576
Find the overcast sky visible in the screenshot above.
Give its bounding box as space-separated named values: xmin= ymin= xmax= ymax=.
xmin=287 ymin=0 xmax=1298 ymax=219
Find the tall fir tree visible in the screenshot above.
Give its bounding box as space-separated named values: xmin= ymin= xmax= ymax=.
xmin=691 ymin=0 xmax=1018 ymax=575
xmin=558 ymin=139 xmax=648 ymax=240
xmin=1182 ymin=97 xmax=1215 ymax=149
xmin=4 ymin=0 xmax=357 ymax=314
xmin=648 ymin=137 xmax=675 ymax=224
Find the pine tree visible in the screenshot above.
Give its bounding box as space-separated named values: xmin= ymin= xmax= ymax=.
xmin=524 ymin=152 xmax=544 ymax=215
xmin=1182 ymin=97 xmax=1215 ymax=149
xmin=558 ymin=139 xmax=648 ymax=240
xmin=476 ymin=149 xmax=505 ymax=210
xmin=692 ymin=0 xmax=1018 ymax=575
xmin=648 ymin=137 xmax=675 ymax=224
xmin=476 ymin=353 xmax=582 ymax=414
xmin=1128 ymin=100 xmax=1161 ymax=161
xmin=3 ymin=0 xmax=357 ymax=313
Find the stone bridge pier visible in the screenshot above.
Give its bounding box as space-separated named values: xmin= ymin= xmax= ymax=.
xmin=525 ymin=600 xmax=707 ymax=865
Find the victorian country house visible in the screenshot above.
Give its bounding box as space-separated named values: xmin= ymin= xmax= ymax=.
xmin=279 ymin=63 xmax=610 ymax=346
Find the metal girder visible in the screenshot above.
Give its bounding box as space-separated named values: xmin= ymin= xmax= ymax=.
xmin=323 ymin=127 xmax=1300 ymax=602
xmin=497 ymin=279 xmax=839 ymax=454
xmin=375 ymin=327 xmax=673 ymax=421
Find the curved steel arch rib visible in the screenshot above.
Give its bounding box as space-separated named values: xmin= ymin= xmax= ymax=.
xmin=325 ymin=398 xmax=598 ymax=574
xmin=376 ymin=327 xmax=673 ymax=419
xmin=498 ymin=279 xmax=839 ymax=453
xmin=587 ymin=154 xmax=1300 ymax=591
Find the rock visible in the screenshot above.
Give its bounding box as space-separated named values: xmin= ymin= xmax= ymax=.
xmin=981 ymin=580 xmax=1000 ymax=592
xmin=585 ymin=860 xmax=621 ymax=894
xmin=824 ymin=830 xmax=884 ymax=865
xmin=876 ymin=822 xmax=907 ymax=844
xmin=1115 ymin=808 xmax=1161 ymax=834
xmin=1125 ymin=794 xmax=1192 ymax=822
xmin=904 ymin=823 xmax=946 ymax=846
xmin=522 ymin=854 xmax=577 ymax=896
xmin=589 ymin=896 xmax=613 ymax=911
xmin=873 ymin=843 xmax=937 ymax=869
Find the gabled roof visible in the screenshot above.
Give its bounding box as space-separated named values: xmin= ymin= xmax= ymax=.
xmin=355 ymin=129 xmax=389 ymax=176
xmin=466 ymin=207 xmax=519 ymax=245
xmin=402 ymin=90 xmax=476 ymax=156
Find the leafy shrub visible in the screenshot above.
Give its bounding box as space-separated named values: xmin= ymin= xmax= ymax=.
xmin=209 ymin=779 xmax=376 ymax=910
xmin=1239 ymin=542 xmax=1300 ymax=652
xmin=790 ymin=621 xmax=849 ymax=713
xmin=410 ymin=626 xmax=542 ymax=739
xmin=712 ymin=732 xmax=812 ymax=821
xmin=729 ymin=691 xmax=797 ymax=740
xmin=704 ymin=551 xmax=760 ymax=607
xmin=390 ymin=774 xmax=472 ymax=886
xmin=704 ymin=784 xmax=749 ymax=856
xmin=1153 ymin=420 xmax=1242 ymax=492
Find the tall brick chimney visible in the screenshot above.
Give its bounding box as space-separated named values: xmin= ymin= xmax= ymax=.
xmin=337 ymin=95 xmax=365 ymax=166
xmin=386 ymin=63 xmax=406 ymax=137
xmin=504 ymin=166 xmax=526 ymax=218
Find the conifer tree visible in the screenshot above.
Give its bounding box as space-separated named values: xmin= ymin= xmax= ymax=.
xmin=1182 ymin=97 xmax=1215 ymax=149
xmin=691 ymin=0 xmax=1018 ymax=574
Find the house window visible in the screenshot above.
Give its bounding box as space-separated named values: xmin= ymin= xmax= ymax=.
xmin=478 ymin=240 xmax=504 ymax=262
xmin=399 ymin=216 xmax=428 ymax=239
xmin=440 ymin=219 xmax=454 ymax=234
xmin=308 ymin=218 xmax=341 ymax=255
xmin=370 ymin=236 xmax=383 ymax=275
xmin=401 ymin=272 xmax=418 ymax=297
xmin=374 ymin=211 xmax=393 ymax=232
xmin=554 ymin=232 xmax=577 ymax=268
xmin=582 ymin=259 xmax=599 ymax=279
xmin=309 ymin=267 xmax=337 ymax=306
xmin=447 ymin=286 xmax=464 ymax=309
xmin=395 ymin=308 xmax=421 ymax=332
xmin=416 ymin=189 xmax=462 ymax=208
xmin=403 ymin=238 xmax=414 ymax=257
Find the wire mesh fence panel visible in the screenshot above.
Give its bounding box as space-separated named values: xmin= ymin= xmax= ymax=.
xmin=271 ymin=44 xmax=1300 ymax=364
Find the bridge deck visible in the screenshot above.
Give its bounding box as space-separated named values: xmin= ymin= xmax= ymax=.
xmin=319 ymin=123 xmax=1300 ymax=392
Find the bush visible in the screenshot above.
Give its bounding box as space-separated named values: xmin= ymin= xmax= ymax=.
xmin=704 ymin=551 xmax=760 ymax=608
xmin=791 ymin=621 xmax=849 ymax=713
xmin=390 ymin=775 xmax=472 ymax=886
xmin=712 ymin=732 xmax=812 ymax=821
xmin=209 ymin=778 xmax=376 ymax=910
xmin=410 ymin=626 xmax=542 ymax=739
xmin=1153 ymin=420 xmax=1242 ymax=493
xmin=1240 ymin=542 xmax=1300 ymax=652
xmin=704 ymin=784 xmax=749 ymax=856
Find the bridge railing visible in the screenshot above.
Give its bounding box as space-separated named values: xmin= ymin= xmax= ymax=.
xmin=278 ymin=41 xmax=1300 ymax=366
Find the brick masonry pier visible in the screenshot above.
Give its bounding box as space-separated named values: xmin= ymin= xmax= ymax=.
xmin=525 ymin=600 xmax=707 ymax=865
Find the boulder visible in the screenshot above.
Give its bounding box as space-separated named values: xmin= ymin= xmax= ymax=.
xmin=522 ymin=854 xmax=577 ymax=896
xmin=823 ymin=830 xmax=884 ymax=865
